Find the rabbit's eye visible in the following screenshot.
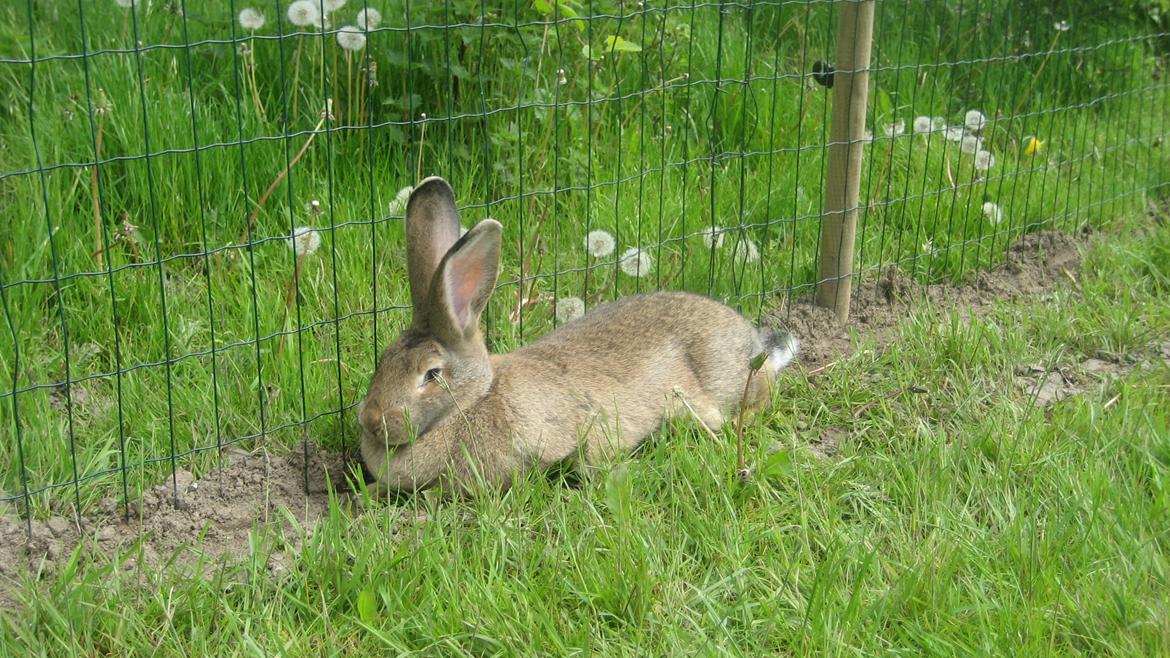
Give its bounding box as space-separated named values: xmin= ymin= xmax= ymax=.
xmin=422 ymin=367 xmax=442 ymax=386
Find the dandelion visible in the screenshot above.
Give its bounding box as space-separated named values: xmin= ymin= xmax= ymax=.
xmin=619 ymin=247 xmax=652 ymax=278
xmin=1054 ymin=20 xmax=1070 ymax=32
xmin=882 ymin=119 xmax=905 ymax=138
xmin=238 ymin=7 xmax=265 ymax=30
xmin=1023 ymin=136 xmax=1043 ymax=156
xmin=974 ymin=149 xmax=996 ymax=171
xmin=554 ymin=296 xmax=586 ymax=324
xmin=387 ymin=185 xmax=413 ymax=217
xmin=931 ymin=117 xmax=947 ymax=132
xmin=287 ymin=0 xmax=322 ymax=27
xmin=324 ymin=0 xmax=348 ymax=11
xmin=557 ymin=68 xmax=568 ymax=86
xmin=964 ymin=109 xmax=987 ymax=132
xmin=288 ymin=226 xmax=322 ymax=256
xmin=731 ymin=237 xmax=760 ymax=264
xmin=584 ymin=230 xmax=616 ymax=258
xmin=982 ymin=202 xmax=1003 ymax=225
xmin=337 ymin=25 xmax=366 ymax=51
xmin=700 ymin=225 xmax=725 ymax=249
xmin=913 ymin=116 xmax=933 ymax=135
xmin=944 ymin=126 xmax=965 ymax=142
xmin=961 ymin=134 xmax=982 ymax=155
xmin=356 ymin=7 xmax=382 ymax=30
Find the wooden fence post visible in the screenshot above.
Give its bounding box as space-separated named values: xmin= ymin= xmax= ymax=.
xmin=815 ymin=0 xmax=877 ymax=322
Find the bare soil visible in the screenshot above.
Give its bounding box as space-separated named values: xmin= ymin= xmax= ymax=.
xmin=0 ymin=230 xmax=1092 ymax=604
xmin=775 ymin=230 xmax=1084 ymax=372
xmin=0 ymin=441 xmax=353 ymax=605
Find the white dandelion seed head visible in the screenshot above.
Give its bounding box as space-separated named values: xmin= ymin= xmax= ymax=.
xmin=584 ymin=230 xmax=616 ymax=258
xmin=238 ymin=8 xmax=266 ymax=30
xmin=287 ymin=0 xmax=322 ymax=27
xmin=945 ymin=126 xmax=965 ymax=142
xmin=982 ymin=202 xmax=1003 ymax=225
xmin=619 ymin=247 xmax=652 ymax=278
xmin=323 ymin=0 xmax=348 ymax=11
xmin=700 ymin=225 xmax=725 ymax=249
xmin=882 ymin=119 xmax=905 ymax=138
xmin=912 ymin=116 xmax=932 ymax=135
xmin=337 ymin=25 xmax=367 ymax=51
xmin=961 ymin=134 xmax=983 ymax=155
xmin=964 ymin=109 xmax=987 ymax=132
xmin=288 ymin=226 xmax=322 ymax=256
xmin=974 ymin=149 xmax=996 ymax=171
xmin=554 ymin=296 xmax=586 ymax=324
xmin=731 ymin=237 xmax=760 ymax=264
xmin=557 ymin=68 xmax=568 ymax=85
xmin=355 ymin=7 xmax=382 ymax=30
xmin=1054 ymin=20 xmax=1070 ymax=32
xmin=931 ymin=117 xmax=947 ymax=132
xmin=387 ymin=185 xmax=414 ymax=217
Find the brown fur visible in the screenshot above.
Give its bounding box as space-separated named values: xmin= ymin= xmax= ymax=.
xmin=358 ymin=177 xmax=798 ymax=494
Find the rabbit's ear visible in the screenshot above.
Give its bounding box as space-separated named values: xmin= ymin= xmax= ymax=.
xmin=427 ymin=219 xmax=501 ymax=345
xmin=405 ymin=177 xmax=463 ymax=313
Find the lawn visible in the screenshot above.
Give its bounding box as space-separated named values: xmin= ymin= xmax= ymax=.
xmin=3 ymin=194 xmax=1169 ymax=655
xmin=1 ymin=0 xmax=1169 ymax=653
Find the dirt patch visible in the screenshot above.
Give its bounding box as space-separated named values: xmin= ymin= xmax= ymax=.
xmin=0 ymin=441 xmax=354 ymax=605
xmin=775 ymin=231 xmax=1083 ymax=372
xmin=0 ymin=230 xmax=1089 ymax=604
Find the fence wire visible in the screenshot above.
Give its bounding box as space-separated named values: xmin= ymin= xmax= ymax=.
xmin=1 ymin=1 xmax=1167 ymax=528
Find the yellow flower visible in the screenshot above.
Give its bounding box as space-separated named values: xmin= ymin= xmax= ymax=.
xmin=1024 ymin=136 xmax=1043 ymax=155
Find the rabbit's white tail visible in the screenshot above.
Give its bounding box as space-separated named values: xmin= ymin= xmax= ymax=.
xmin=761 ymin=330 xmax=800 ymax=375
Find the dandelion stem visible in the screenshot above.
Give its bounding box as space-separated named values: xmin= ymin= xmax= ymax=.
xmin=91 ymin=114 xmax=105 ymax=269
xmin=276 ymin=251 xmax=308 ymax=357
xmin=735 ymin=355 xmax=768 ymax=479
xmin=415 ymin=117 xmax=428 ymax=182
xmin=247 ymin=45 xmax=268 ymax=122
xmin=237 ymin=104 xmax=329 ymax=246
xmin=346 ymin=52 xmax=354 ymax=131
xmin=290 ymin=38 xmax=304 ymax=118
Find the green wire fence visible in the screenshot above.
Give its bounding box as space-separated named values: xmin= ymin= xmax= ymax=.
xmin=1 ymin=0 xmax=1167 ymax=531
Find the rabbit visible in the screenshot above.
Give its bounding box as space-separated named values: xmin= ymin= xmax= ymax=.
xmin=357 ymin=176 xmax=800 ymax=494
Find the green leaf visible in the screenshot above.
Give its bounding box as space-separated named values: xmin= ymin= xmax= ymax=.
xmin=605 ymin=35 xmax=642 ymax=53
xmin=356 ymin=589 xmax=378 ymax=623
xmin=583 ymin=35 xmax=642 ymax=60
xmin=536 ymin=0 xmax=585 ymax=31
xmin=762 ymin=449 xmax=794 ymax=479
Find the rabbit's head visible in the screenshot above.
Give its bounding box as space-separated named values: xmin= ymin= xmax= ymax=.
xmin=358 ymin=177 xmax=501 ymax=452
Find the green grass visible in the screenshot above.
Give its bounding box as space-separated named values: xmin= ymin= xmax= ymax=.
xmin=1 ymin=1 xmax=1166 ymax=516
xmin=3 ymin=192 xmax=1169 ymax=656
xmin=0 ymin=3 xmax=1169 ymax=649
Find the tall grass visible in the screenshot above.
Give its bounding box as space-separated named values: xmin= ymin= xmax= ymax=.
xmin=0 ymin=0 xmax=1167 ymax=515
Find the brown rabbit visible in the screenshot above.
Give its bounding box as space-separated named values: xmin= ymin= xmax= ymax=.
xmin=358 ymin=177 xmax=799 ymax=493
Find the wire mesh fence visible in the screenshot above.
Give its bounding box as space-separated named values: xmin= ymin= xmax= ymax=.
xmin=1 ymin=1 xmax=1167 ymax=528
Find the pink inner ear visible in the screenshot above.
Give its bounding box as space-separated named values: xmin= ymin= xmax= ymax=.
xmin=445 ymin=246 xmax=486 ymax=328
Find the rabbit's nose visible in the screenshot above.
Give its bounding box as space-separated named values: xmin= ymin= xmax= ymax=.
xmin=358 ymin=399 xmax=384 ymax=435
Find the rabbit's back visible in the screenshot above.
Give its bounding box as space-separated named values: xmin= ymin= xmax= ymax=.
xmin=493 ymin=291 xmax=769 ymax=463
